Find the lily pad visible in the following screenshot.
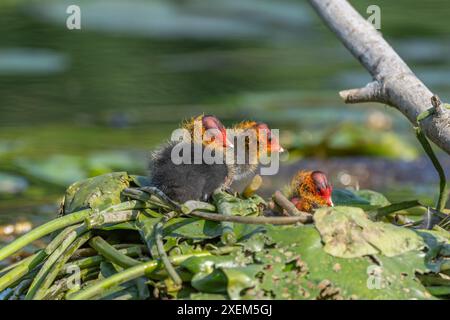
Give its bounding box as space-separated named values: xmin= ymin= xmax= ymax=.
xmin=314 ymin=206 xmax=425 ymax=258
xmin=354 ymin=190 xmax=391 ymax=207
xmin=0 ymin=172 xmax=28 ymax=195
xmin=263 ymin=225 xmax=432 ymax=299
xmin=61 ymin=172 xmax=132 ymax=214
xmin=212 ymin=191 xmax=266 ymax=216
xmin=332 ymin=189 xmax=370 ymax=207
xmin=16 ymin=155 xmax=86 ymax=187
xmin=163 ymin=218 xmax=222 ymax=240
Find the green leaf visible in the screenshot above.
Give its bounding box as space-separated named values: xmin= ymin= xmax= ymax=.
xmin=354 ymin=190 xmax=390 ymax=207
xmin=98 ymin=221 xmax=138 ymax=231
xmin=129 ymin=175 xmax=152 ymax=188
xmin=62 ymin=172 xmax=131 ymax=214
xmin=332 ymin=189 xmax=370 ymax=207
xmin=163 ymin=218 xmax=222 ymax=240
xmin=15 ymin=155 xmax=86 ymax=187
xmin=221 ymin=265 xmax=262 ymax=300
xmin=190 ymin=269 xmax=228 ymax=294
xmin=181 ymin=255 xmax=241 ymax=275
xmin=263 ymin=225 xmax=433 ymax=299
xmin=212 ymin=191 xmax=266 ymax=216
xmin=314 ymin=206 xmax=425 ymax=258
xmin=136 ymin=213 xmax=160 ymax=258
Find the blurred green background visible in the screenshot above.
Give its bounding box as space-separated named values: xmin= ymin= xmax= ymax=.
xmin=1 ymin=0 xmax=450 ymax=232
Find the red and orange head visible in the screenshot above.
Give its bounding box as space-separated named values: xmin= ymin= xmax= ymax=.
xmin=233 ymin=121 xmax=284 ymax=155
xmin=289 ymin=170 xmax=333 ymax=211
xmin=310 ymin=171 xmax=333 ymax=207
xmin=183 ymin=114 xmax=233 ymax=148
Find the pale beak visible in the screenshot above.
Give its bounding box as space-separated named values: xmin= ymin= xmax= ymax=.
xmin=328 ymin=198 xmax=334 ymax=207
xmin=279 ymin=146 xmax=285 ymax=153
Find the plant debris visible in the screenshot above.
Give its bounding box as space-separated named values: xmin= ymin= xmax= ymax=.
xmin=0 ymin=172 xmax=448 ymax=300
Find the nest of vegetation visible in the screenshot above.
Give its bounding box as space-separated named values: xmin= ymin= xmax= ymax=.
xmin=0 ymin=172 xmax=449 ymax=300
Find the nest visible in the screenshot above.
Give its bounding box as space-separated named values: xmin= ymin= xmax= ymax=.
xmin=0 ymin=172 xmax=448 ymax=300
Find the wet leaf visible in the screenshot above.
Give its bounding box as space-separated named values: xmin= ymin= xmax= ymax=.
xmin=354 ymin=190 xmax=390 ymax=207
xmin=264 ymin=225 xmax=432 ymax=299
xmin=314 ymin=206 xmax=425 ymax=258
xmin=129 ymin=175 xmax=151 ymax=188
xmin=181 ymin=255 xmax=241 ymax=275
xmin=332 ymin=189 xmax=370 ymax=207
xmin=221 ymin=265 xmax=262 ymax=300
xmin=62 ymin=172 xmax=131 ymax=214
xmin=212 ymin=191 xmax=266 ymax=216
xmin=163 ymin=218 xmax=222 ymax=240
xmin=98 ymin=221 xmax=138 ymax=231
xmin=190 ymin=269 xmax=228 ymax=294
xmin=0 ymin=172 xmax=28 ymax=195
xmin=136 ymin=213 xmax=160 ymax=257
xmin=15 ymin=155 xmax=86 ymax=187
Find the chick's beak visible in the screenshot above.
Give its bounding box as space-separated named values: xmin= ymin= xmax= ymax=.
xmin=218 ymin=129 xmax=233 ymax=148
xmin=327 ymin=198 xmax=334 ymax=207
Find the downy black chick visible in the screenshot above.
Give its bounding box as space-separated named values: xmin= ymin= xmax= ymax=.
xmin=149 ymin=115 xmax=234 ymax=203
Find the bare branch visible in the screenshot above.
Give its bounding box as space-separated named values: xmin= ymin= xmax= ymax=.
xmin=308 ymin=0 xmax=450 ymax=155
xmin=272 ymin=191 xmax=313 ymax=223
xmin=339 ymin=81 xmax=385 ymax=104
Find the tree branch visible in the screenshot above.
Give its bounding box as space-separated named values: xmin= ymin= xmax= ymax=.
xmin=339 ymin=81 xmax=386 ymax=104
xmin=308 ymin=0 xmax=450 ymax=155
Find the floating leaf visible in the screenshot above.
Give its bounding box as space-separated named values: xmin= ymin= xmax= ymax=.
xmin=62 ymin=172 xmax=131 ymax=214
xmin=332 ymin=189 xmax=370 ymax=207
xmin=163 ymin=218 xmax=222 ymax=240
xmin=221 ymin=265 xmax=262 ymax=300
xmin=0 ymin=172 xmax=28 ymax=195
xmin=212 ymin=191 xmax=266 ymax=216
xmin=354 ymin=190 xmax=390 ymax=207
xmin=16 ymin=155 xmax=86 ymax=187
xmin=264 ymin=225 xmax=432 ymax=299
xmin=314 ymin=206 xmax=425 ymax=258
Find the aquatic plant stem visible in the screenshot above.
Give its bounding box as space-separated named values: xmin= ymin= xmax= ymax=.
xmin=0 ymin=251 xmax=47 ymax=292
xmin=415 ymin=126 xmax=448 ymax=212
xmin=0 ymin=200 xmax=147 ymax=263
xmin=67 ymin=252 xmax=210 ymax=300
xmin=31 ymin=232 xmax=92 ymax=300
xmin=25 ymin=224 xmax=87 ymax=299
xmin=0 ymin=208 xmax=91 ymax=262
xmin=88 ymin=236 xmax=141 ymax=268
xmin=0 ymin=223 xmax=85 ymax=291
xmin=188 ymin=211 xmax=308 ymax=225
xmin=60 ymin=246 xmax=143 ymax=275
xmin=43 ymin=267 xmax=98 ymax=300
xmin=375 ymin=200 xmax=423 ymax=220
xmin=154 ymin=217 xmax=182 ymax=286
xmin=86 ymin=210 xmax=140 ymax=229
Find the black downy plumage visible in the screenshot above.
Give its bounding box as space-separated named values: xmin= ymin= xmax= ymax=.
xmin=149 ymin=115 xmax=234 ymax=203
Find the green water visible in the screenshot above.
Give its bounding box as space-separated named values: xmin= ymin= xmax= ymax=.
xmin=0 ymin=0 xmax=450 ymax=222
